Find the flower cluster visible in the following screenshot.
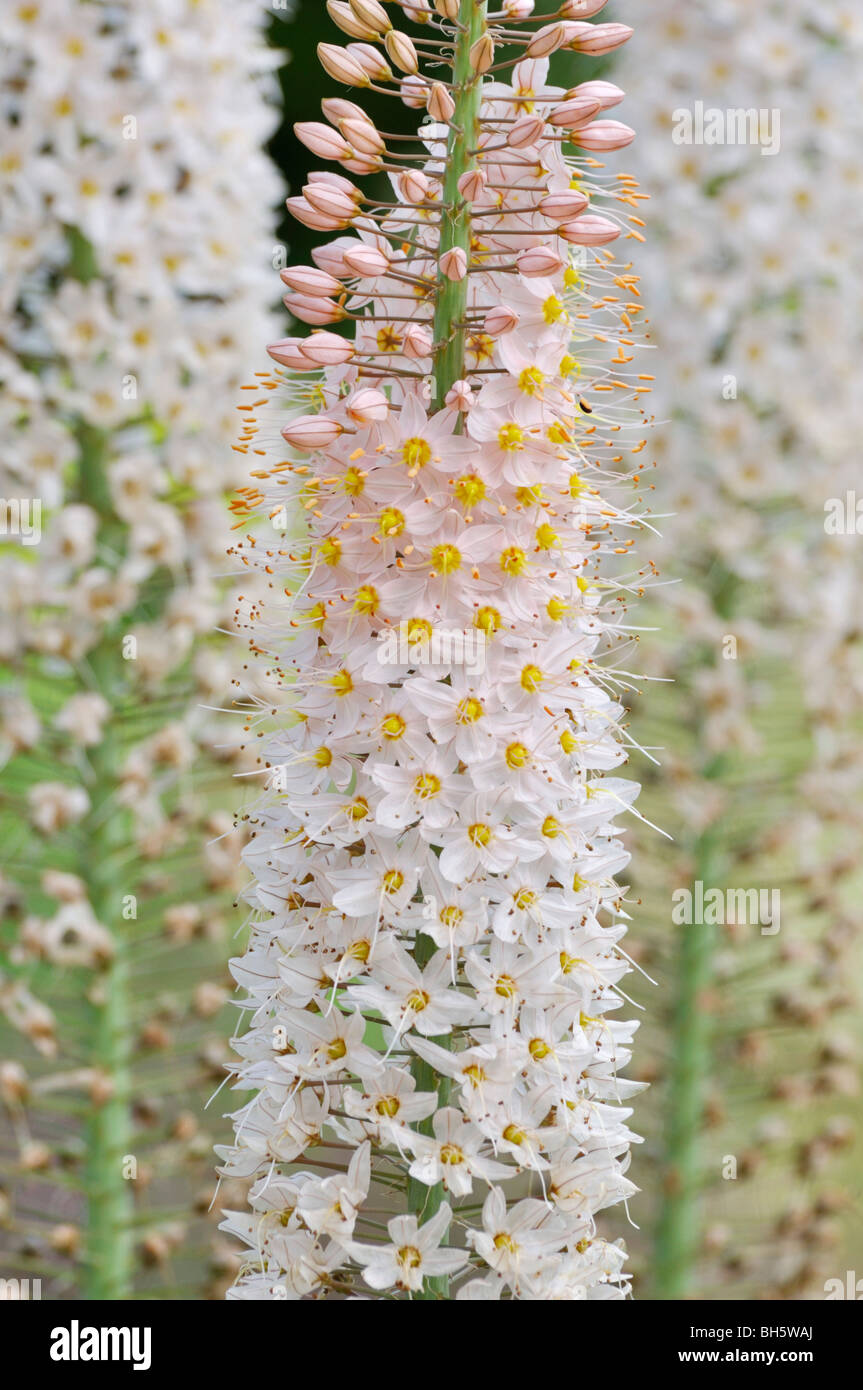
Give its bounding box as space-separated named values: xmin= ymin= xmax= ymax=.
xmin=614 ymin=0 xmax=863 ymax=1297
xmin=0 ymin=0 xmax=281 ymax=1297
xmin=221 ymin=0 xmax=652 ymax=1300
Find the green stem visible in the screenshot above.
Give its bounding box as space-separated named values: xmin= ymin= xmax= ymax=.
xmin=653 ymin=820 xmax=723 ymax=1299
xmin=406 ymin=0 xmax=487 ymax=1301
xmin=430 ymin=0 xmax=488 ymax=411
xmin=78 ymin=425 xmax=135 ymax=1300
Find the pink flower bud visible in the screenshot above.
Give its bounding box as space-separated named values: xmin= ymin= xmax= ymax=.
xmin=284 ymin=293 xmax=346 ymax=325
xmin=280 ymin=265 xmax=344 ymax=296
xmin=567 ymin=79 xmax=625 ymax=111
xmin=282 ymin=416 xmax=344 ymax=451
xmin=303 ymin=183 xmax=361 ymax=221
xmin=321 ymin=97 xmax=368 ymax=125
xmin=440 ymin=247 xmax=468 ymax=281
xmin=343 ymin=244 xmax=391 ymax=277
xmin=402 ymin=324 xmax=433 ymax=358
xmin=558 ymin=0 xmax=609 ymax=17
xmin=312 ymin=240 xmax=354 ymax=276
xmin=286 ymin=196 xmax=348 ymax=231
xmin=564 ymin=22 xmax=633 ymax=55
xmin=347 ymin=42 xmax=393 ymax=82
xmin=350 ymin=0 xmax=391 ymax=32
xmin=433 ymin=0 xmax=459 ymax=17
xmin=484 ymin=305 xmax=519 ymax=336
xmin=458 ymin=168 xmax=487 ymax=201
xmin=327 ymin=0 xmax=379 ymax=41
xmin=558 ymin=214 xmax=620 ymax=245
xmin=400 ymin=74 xmax=430 ymax=108
xmin=538 ymin=190 xmax=589 ymax=221
xmin=547 ymin=96 xmax=603 ymax=129
xmin=267 ymin=338 xmax=317 ymax=370
xmin=470 ymin=33 xmax=494 ymax=73
xmin=427 ymin=83 xmax=455 ymax=122
xmin=516 ymin=246 xmax=564 ymax=277
xmin=503 ymin=0 xmax=534 ymax=17
xmin=398 ymin=169 xmax=431 ymax=204
xmin=572 ymin=119 xmax=635 ymax=152
xmin=526 ymin=22 xmax=568 ymax=58
xmin=302 ymin=332 xmax=357 ymax=367
xmin=445 ymin=379 xmax=475 ymax=412
xmin=340 ymin=116 xmax=385 ymax=156
xmin=294 ymin=122 xmax=353 ymax=161
xmin=385 ymin=29 xmax=419 ymax=75
xmin=346 ymin=388 xmax=389 ymax=423
xmin=507 ymin=114 xmax=545 ymax=148
xmin=317 ymin=43 xmax=370 ymax=87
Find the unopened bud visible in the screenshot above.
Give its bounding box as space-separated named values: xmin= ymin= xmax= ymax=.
xmin=558 ymin=0 xmax=609 ymax=17
xmin=484 ymin=305 xmax=519 ymax=336
xmin=445 ymin=379 xmax=476 ymax=411
xmin=282 ymin=416 xmax=345 ymax=451
xmin=458 ymin=168 xmax=487 ymax=201
xmin=572 ymin=119 xmax=635 ymax=151
xmin=402 ymin=323 xmax=433 ymax=358
xmin=350 ymin=0 xmax=391 ymax=33
xmin=516 ymin=245 xmax=564 ymax=277
xmin=547 ymin=96 xmax=603 ymax=129
xmin=281 ymin=265 xmax=344 ymax=296
xmin=385 ymin=29 xmax=419 ymax=74
xmin=565 ymin=21 xmax=633 ymax=55
xmin=440 ymin=247 xmax=468 ymax=281
xmin=428 ymin=83 xmax=455 ymax=122
xmin=294 ymin=121 xmax=353 ymax=161
xmin=508 ymin=114 xmax=545 ymax=148
xmin=327 ymin=0 xmax=379 ymax=41
xmin=569 ymin=79 xmax=625 ymax=111
xmin=558 ymin=213 xmax=621 ymax=245
xmin=303 ymin=331 xmax=358 ymax=366
xmin=526 ymin=22 xmax=568 ymax=58
xmin=398 ymin=169 xmax=431 ymax=204
xmin=346 ymin=388 xmax=390 ymax=423
xmin=343 ymin=244 xmax=391 ymax=277
xmin=538 ymin=190 xmax=589 ymax=221
xmin=470 ymin=33 xmax=494 ymax=73
xmin=318 ymin=42 xmax=370 ymax=87
xmin=347 ymin=41 xmax=393 ymax=82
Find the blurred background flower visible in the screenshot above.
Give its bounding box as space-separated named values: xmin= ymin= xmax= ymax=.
xmin=0 ymin=0 xmax=283 ymax=1297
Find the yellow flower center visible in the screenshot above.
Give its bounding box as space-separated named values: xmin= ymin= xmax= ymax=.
xmin=468 ymin=822 xmax=492 ymax=847
xmin=376 ymin=1096 xmax=400 ymax=1118
xmin=406 ymin=990 xmax=430 ymax=1013
xmin=505 ymin=742 xmax=530 ymax=769
xmin=378 ymin=506 xmax=405 ymax=537
xmin=330 ymin=669 xmax=353 ymax=696
xmin=383 ymin=869 xmax=404 ymax=894
xmin=500 ymin=546 xmax=527 ymax=576
xmin=518 ymin=366 xmax=544 ymax=395
xmin=414 ymin=772 xmax=441 ymax=799
xmin=456 ymin=697 xmax=483 ymax=724
xmin=353 ymin=584 xmax=378 ymax=614
xmin=497 ymin=422 xmax=524 ymax=451
xmin=320 ymin=537 xmax=341 ymax=565
xmin=381 ymin=713 xmax=406 ymax=740
xmin=401 ymin=436 xmax=431 ymax=470
xmin=520 ymin=663 xmax=544 ymax=692
xmin=475 ymin=606 xmax=501 ymax=636
xmin=455 ymin=474 xmax=486 ymax=508
xmin=430 ymin=543 xmax=461 ymax=575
